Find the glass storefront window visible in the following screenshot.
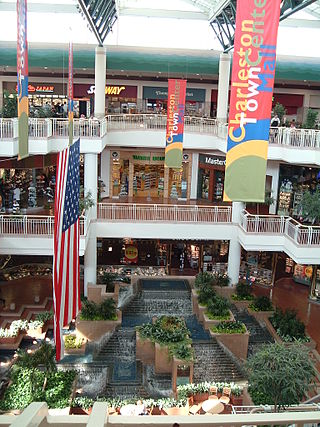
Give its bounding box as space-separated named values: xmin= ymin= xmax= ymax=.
xmin=112 ymin=159 xmax=129 ymax=197
xmin=169 ymin=163 xmax=188 ymax=199
xmin=133 ymin=164 xmax=164 ymax=198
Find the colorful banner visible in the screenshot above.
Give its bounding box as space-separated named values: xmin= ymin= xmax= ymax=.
xmin=165 ymin=79 xmax=187 ymax=169
xmin=17 ymin=0 xmax=29 ymax=160
xmin=68 ymin=42 xmax=74 ymax=146
xmin=223 ymin=0 xmax=281 ymax=202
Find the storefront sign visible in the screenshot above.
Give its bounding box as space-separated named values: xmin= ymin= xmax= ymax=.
xmin=224 ymin=0 xmax=281 ymax=202
xmin=87 ymin=85 xmax=126 ymax=95
xmin=199 ymin=154 xmax=226 ymax=166
xmin=73 ymin=84 xmax=137 ymax=98
xmin=165 ymin=79 xmax=187 ymax=169
xmin=15 ymin=84 xmax=55 ymax=93
xmin=125 ymin=245 xmax=138 ymax=263
xmin=143 ymin=86 xmax=205 ymax=102
xmin=17 ymin=0 xmax=29 ymax=159
xmin=132 ymin=153 xmax=165 ymax=163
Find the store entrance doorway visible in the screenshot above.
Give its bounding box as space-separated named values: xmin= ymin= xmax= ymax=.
xmin=133 ymin=164 xmax=164 ymax=199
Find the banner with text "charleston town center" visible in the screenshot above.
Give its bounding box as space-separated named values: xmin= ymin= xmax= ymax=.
xmin=223 ymin=0 xmax=281 ymax=202
xmin=165 ymin=79 xmax=187 ymax=169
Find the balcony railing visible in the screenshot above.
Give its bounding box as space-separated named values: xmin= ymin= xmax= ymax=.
xmin=1 ymin=115 xmax=320 ymax=149
xmin=240 ymin=210 xmax=320 ymax=246
xmin=98 ymin=203 xmax=232 ymax=223
xmin=0 ymin=215 xmax=87 ymax=236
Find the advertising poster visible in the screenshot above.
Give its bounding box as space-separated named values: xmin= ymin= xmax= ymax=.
xmin=224 ymin=0 xmax=281 ymax=202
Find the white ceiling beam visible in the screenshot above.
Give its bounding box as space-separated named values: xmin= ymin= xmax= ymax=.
xmin=118 ymin=6 xmax=208 ymax=19
xmin=279 ymin=18 xmax=320 ymax=27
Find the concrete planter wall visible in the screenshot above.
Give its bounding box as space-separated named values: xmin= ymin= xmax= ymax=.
xmin=87 ymin=282 xmax=120 ymax=304
xmin=247 ymin=307 xmax=274 ymax=322
xmin=214 ymin=286 xmax=235 ymax=300
xmin=136 ymin=333 xmax=155 ymax=364
xmin=232 ymin=299 xmax=251 ymax=310
xmin=155 ymin=343 xmax=172 ymax=374
xmin=75 ymin=310 xmax=122 ymax=342
xmin=264 ymin=317 xmax=316 ymax=350
xmin=203 ymin=310 xmax=234 ymax=330
xmin=0 ymin=331 xmax=25 ymax=349
xmin=209 ymin=327 xmax=249 ymax=360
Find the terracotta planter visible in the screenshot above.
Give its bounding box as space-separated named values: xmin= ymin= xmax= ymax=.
xmin=75 ymin=310 xmax=122 ymax=342
xmin=210 ymin=327 xmax=250 ymax=360
xmin=150 ymin=406 xmax=162 ymax=415
xmin=193 ymin=392 xmax=209 ymax=403
xmin=247 ymin=307 xmax=274 ymax=322
xmin=136 ymin=333 xmax=155 ymax=364
xmin=231 ymin=395 xmax=243 ymax=406
xmin=0 ymin=331 xmax=24 ymax=349
xmin=164 ymin=406 xmax=189 ymax=416
xmin=265 ymin=317 xmax=316 ymax=349
xmin=232 ymin=299 xmax=251 ymax=310
xmin=155 ymin=343 xmax=172 ymax=374
xmin=70 ymin=407 xmax=92 ymax=415
xmin=64 ymin=343 xmax=86 ymax=355
xmin=203 ymin=310 xmax=234 ymax=330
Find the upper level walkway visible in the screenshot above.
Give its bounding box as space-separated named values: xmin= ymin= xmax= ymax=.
xmin=0 ymin=115 xmax=320 ymax=164
xmin=0 ymin=203 xmax=319 ymax=263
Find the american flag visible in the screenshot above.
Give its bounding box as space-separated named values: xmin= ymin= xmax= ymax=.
xmin=53 ymin=138 xmax=81 ymax=361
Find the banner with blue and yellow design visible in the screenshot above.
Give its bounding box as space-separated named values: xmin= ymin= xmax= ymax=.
xmin=17 ymin=0 xmax=29 ymax=160
xmin=165 ymin=79 xmax=187 ymax=169
xmin=223 ymin=0 xmax=281 ymax=202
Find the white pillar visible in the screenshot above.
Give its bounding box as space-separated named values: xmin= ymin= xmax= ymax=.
xmin=227 ymin=238 xmax=242 ymax=286
xmin=266 ymin=161 xmax=280 ymax=214
xmin=0 ymin=80 xmax=3 ymax=110
xmin=84 ymin=153 xmax=98 ymax=218
xmin=227 ymin=201 xmax=244 ymax=285
xmin=84 ymin=229 xmax=97 ymax=295
xmin=190 ymin=153 xmax=199 ymax=199
xmin=204 ymin=87 xmax=211 ymax=117
xmin=216 ymin=53 xmax=231 ymax=123
xmin=94 ymin=46 xmax=106 ymax=118
xmin=100 ymin=148 xmax=110 ymax=199
xmin=137 ymin=83 xmax=143 ymax=112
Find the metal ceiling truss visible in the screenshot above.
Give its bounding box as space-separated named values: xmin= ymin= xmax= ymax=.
xmin=77 ymin=0 xmax=118 ymax=46
xmin=209 ymin=0 xmax=319 ymax=52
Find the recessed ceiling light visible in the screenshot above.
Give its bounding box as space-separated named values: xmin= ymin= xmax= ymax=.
xmin=44 ymin=67 xmax=48 ymax=70
xmin=196 ymin=73 xmax=199 ymax=76
xmin=82 ymin=68 xmax=87 ymax=71
xmin=121 ymin=69 xmax=124 ymax=72
xmin=158 ymin=71 xmax=161 ymax=74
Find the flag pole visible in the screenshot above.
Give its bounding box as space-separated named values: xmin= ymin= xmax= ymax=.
xmin=68 ymin=41 xmax=73 ymax=147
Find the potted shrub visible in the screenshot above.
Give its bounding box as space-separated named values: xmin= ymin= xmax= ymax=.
xmin=231 ymin=281 xmax=254 ymax=308
xmin=248 ymin=296 xmax=274 ymax=321
xmin=64 ymin=335 xmax=86 ymax=355
xmin=192 ymin=382 xmax=210 ymax=403
xmin=101 ymin=271 xmax=117 ymax=293
xmin=230 ymin=384 xmax=244 ymax=406
xmin=35 ymin=310 xmax=54 ymax=330
xmin=70 ymin=396 xmax=94 ymax=415
xmin=161 ymin=398 xmax=189 ymax=416
xmin=210 ymin=321 xmax=249 ymax=360
xmin=0 ymin=320 xmax=28 ymax=348
xmin=27 ymin=319 xmax=45 ymax=338
xmin=203 ymin=295 xmax=234 ymax=329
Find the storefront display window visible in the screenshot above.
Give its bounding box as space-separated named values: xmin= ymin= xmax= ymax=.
xmin=278 ymin=164 xmax=320 ymax=217
xmin=133 ymin=164 xmax=164 ymax=198
xmin=169 ymin=163 xmax=188 ymax=199
xmin=112 ymin=159 xmax=129 ymax=197
xmin=240 ymin=250 xmax=273 ymax=286
xmin=293 ymin=264 xmax=313 ymax=285
xmin=197 ymin=154 xmax=226 ymax=203
xmin=202 ymin=241 xmax=229 ymax=272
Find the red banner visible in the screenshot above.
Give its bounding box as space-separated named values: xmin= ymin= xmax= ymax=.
xmin=224 ymin=0 xmax=281 ymax=202
xmin=17 ymin=0 xmax=29 ymax=160
xmin=165 ymin=79 xmax=187 ymax=169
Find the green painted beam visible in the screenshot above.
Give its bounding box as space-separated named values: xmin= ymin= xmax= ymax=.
xmin=0 ymin=43 xmax=319 ymax=82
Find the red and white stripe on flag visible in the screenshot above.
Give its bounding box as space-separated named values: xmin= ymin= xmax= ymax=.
xmin=53 ymin=138 xmax=81 ymax=361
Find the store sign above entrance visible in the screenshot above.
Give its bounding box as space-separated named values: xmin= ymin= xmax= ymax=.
xmin=15 ymin=84 xmax=54 ymax=93
xmin=87 ymin=85 xmax=126 ymax=95
xmin=143 ymin=86 xmax=205 ymax=102
xmin=223 ymin=0 xmax=281 ymax=203
xmin=200 ymin=154 xmax=226 ymax=166
xmin=132 ymin=153 xmax=165 ymax=164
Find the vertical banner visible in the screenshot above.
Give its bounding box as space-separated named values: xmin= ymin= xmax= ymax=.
xmin=68 ymin=42 xmax=74 ymax=146
xmin=17 ymin=0 xmax=29 ymax=160
xmin=165 ymin=79 xmax=187 ymax=169
xmin=223 ymin=0 xmax=281 ymax=202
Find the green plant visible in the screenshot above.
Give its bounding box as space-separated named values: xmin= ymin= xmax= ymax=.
xmin=177 ymin=382 xmax=243 ymax=399
xmin=270 ymin=308 xmax=308 ymax=342
xmin=64 ymin=335 xmax=84 ymax=349
xmin=136 ymin=323 xmax=154 ymax=340
xmin=0 ymin=319 xmax=28 ymax=338
xmin=211 ymin=321 xmax=246 ymax=334
xmin=169 ymin=342 xmax=193 ymax=362
xmin=273 ymin=102 xmax=286 ymax=123
xmin=0 ymin=90 xmax=17 ymax=118
xmin=195 ymin=272 xmax=214 ymax=289
xmin=35 ymin=310 xmax=54 ymax=323
xmin=206 ymin=295 xmax=230 ymax=318
xmin=249 ymin=296 xmax=273 ymax=312
xmin=79 ymin=298 xmax=117 ymax=321
xmin=303 ymin=108 xmax=318 ymax=129
xmin=28 ymin=320 xmax=44 ymax=329
xmin=79 ymin=187 xmax=95 ymax=215
xmin=213 ymin=273 xmax=230 ymax=287
xmin=300 ymin=188 xmax=320 ymax=224
xmin=72 ymin=396 xmax=94 ymax=410
xmin=232 ymin=281 xmax=254 ymax=301
xmin=246 ymin=343 xmax=315 ymax=411
xmin=101 ymin=271 xmax=117 ymax=292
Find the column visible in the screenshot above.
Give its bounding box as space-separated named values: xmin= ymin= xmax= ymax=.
xmin=94 ymin=46 xmax=107 ymax=118
xmin=216 ymin=53 xmax=231 ymax=123
xmin=84 ymin=229 xmax=97 ymax=296
xmin=190 ymin=153 xmax=199 ymax=200
xmin=100 ymin=148 xmax=110 ymax=199
xmin=0 ymin=80 xmax=3 ymax=110
xmin=310 ymin=265 xmax=318 ymax=299
xmin=204 ymin=87 xmax=211 ymax=117
xmin=266 ymin=161 xmax=280 ymax=214
xmin=137 ymin=83 xmax=143 ymax=112
xmin=84 ymin=153 xmax=98 ymax=218
xmin=227 ymin=202 xmax=245 ymax=285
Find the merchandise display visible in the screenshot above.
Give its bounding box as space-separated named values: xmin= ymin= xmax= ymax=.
xmin=278 ymin=179 xmax=292 ymax=215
